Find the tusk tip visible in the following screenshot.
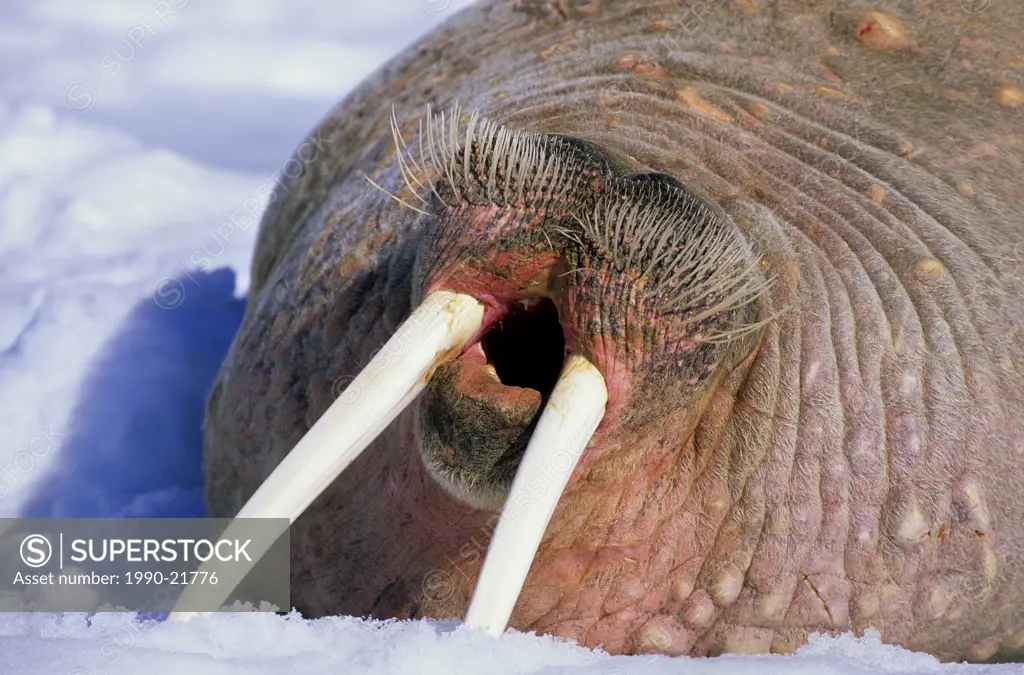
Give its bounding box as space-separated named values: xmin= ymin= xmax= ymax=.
xmin=463 ymin=354 xmax=607 ymax=641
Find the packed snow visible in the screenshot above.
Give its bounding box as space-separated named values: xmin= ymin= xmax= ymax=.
xmin=4 ymin=613 xmax=1024 ymax=675
xmin=0 ymin=0 xmax=1021 ymax=672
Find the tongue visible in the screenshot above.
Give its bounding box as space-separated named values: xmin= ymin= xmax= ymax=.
xmin=463 ymin=354 xmax=608 ymax=636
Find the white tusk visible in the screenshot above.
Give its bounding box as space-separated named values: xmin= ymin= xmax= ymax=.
xmin=170 ymin=290 xmax=484 ymax=618
xmin=463 ymin=354 xmax=607 ymax=636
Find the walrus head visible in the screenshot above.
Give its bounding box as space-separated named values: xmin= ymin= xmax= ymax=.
xmin=191 ymin=0 xmax=1024 ymax=658
xmin=186 ymin=108 xmax=774 ymax=640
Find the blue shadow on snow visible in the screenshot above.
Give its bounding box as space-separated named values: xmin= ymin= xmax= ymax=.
xmin=20 ymin=268 xmax=245 ymax=519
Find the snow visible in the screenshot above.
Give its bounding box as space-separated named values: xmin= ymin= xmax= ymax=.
xmin=2 ymin=613 xmax=1021 ymax=675
xmin=0 ymin=0 xmax=455 ymax=516
xmin=0 ymin=0 xmax=1020 ymax=672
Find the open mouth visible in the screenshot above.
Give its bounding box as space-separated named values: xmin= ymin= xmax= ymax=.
xmin=480 ymin=298 xmax=565 ymax=400
xmin=172 ymin=291 xmax=607 ymax=643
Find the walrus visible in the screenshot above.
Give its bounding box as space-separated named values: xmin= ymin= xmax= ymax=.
xmin=198 ymin=0 xmax=1024 ymax=662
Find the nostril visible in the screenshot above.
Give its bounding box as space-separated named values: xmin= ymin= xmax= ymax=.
xmin=480 ymin=298 xmax=565 ymax=398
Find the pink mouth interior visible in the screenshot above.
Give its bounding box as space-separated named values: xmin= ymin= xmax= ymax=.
xmin=473 ymin=298 xmax=566 ymax=400
xmin=444 ymin=274 xmax=569 ymax=401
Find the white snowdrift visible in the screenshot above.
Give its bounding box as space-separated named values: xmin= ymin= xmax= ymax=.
xmin=0 ymin=0 xmax=450 ymax=517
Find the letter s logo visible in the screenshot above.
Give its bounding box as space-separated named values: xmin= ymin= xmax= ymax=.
xmin=20 ymin=534 xmax=52 ymax=568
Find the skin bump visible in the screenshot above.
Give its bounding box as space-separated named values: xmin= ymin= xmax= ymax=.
xmin=709 ymin=567 xmax=745 ymax=607
xmin=719 ymin=627 xmax=774 ymax=655
xmin=671 ymin=87 xmax=734 ymax=124
xmin=995 ymin=84 xmax=1024 ymax=109
xmin=915 ymin=258 xmax=946 ymax=279
xmin=927 ymin=582 xmax=954 ymax=621
xmin=984 ymin=548 xmax=999 ymax=582
xmin=964 ymin=636 xmax=1001 ymax=662
xmin=852 ymin=591 xmax=879 ymax=622
xmin=956 ymin=182 xmax=975 ymax=198
xmin=855 ymin=10 xmax=916 ymax=51
xmin=681 ymin=591 xmax=716 ymax=629
xmin=1002 ymin=626 xmax=1024 ymax=651
xmin=671 ymin=575 xmax=696 ymax=602
xmin=757 ymin=586 xmax=793 ymax=623
xmin=635 ymin=620 xmax=681 ymax=655
xmin=897 ymin=499 xmax=930 ymax=544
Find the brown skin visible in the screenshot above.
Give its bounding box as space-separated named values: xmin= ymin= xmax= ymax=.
xmin=204 ymin=0 xmax=1024 ymax=662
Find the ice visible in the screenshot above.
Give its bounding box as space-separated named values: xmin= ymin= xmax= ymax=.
xmin=1 ymin=613 xmax=1021 ymax=675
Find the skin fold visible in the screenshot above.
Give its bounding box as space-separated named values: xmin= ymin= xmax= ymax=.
xmin=203 ymin=0 xmax=1024 ymax=662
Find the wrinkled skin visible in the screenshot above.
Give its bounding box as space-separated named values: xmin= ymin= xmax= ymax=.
xmin=204 ymin=0 xmax=1024 ymax=662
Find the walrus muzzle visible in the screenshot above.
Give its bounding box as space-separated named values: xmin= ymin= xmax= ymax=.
xmin=171 ymin=289 xmax=608 ymax=639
